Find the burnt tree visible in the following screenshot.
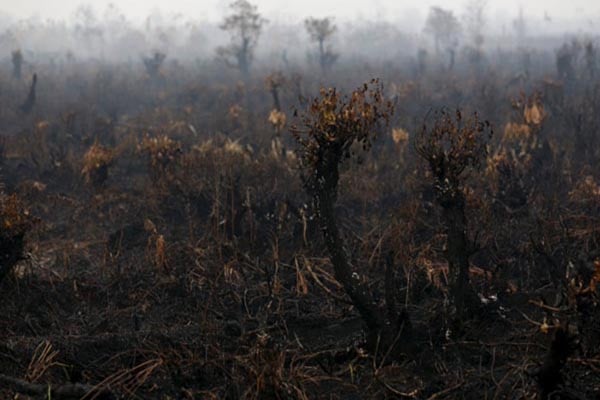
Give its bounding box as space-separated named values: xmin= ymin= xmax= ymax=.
xmin=292 ymin=81 xmax=410 ymax=357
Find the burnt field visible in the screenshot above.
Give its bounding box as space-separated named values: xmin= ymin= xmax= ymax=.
xmin=1 ymin=2 xmax=600 ymax=399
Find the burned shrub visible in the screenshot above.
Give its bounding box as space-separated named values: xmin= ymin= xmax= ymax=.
xmin=416 ymin=109 xmax=492 ymax=317
xmin=0 ymin=192 xmax=35 ymax=284
xmin=487 ymin=93 xmax=547 ymax=211
xmin=138 ymin=134 xmax=182 ymax=182
xmin=81 ymin=143 xmax=114 ymax=188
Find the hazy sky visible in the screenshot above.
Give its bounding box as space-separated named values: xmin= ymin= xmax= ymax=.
xmin=1 ymin=0 xmax=598 ymax=23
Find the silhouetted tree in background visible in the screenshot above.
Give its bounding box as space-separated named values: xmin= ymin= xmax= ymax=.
xmin=585 ymin=41 xmax=597 ymax=79
xmin=417 ymin=48 xmax=428 ymax=75
xmin=73 ymin=4 xmax=105 ymax=57
xmin=424 ymin=7 xmax=461 ymax=70
xmin=463 ymin=0 xmax=487 ymax=69
xmin=463 ymin=0 xmax=487 ymax=49
xmin=217 ymin=0 xmax=266 ymax=78
xmin=143 ymin=51 xmax=166 ymax=81
xmin=556 ymin=41 xmax=581 ymax=83
xmin=304 ymin=17 xmax=339 ymax=73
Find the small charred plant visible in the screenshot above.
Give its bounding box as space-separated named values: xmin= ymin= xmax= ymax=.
xmin=292 ymin=81 xmax=409 ymax=356
xmin=416 ymin=110 xmax=492 ymax=317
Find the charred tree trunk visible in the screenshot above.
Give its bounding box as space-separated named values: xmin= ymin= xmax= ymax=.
xmin=270 ymin=86 xmax=281 ymax=111
xmin=294 ymin=82 xmax=404 ymax=358
xmin=314 ymin=151 xmax=382 ymax=332
xmin=318 ymin=39 xmax=325 ymax=72
xmin=313 ymin=150 xmax=410 ymax=357
xmin=238 ymin=37 xmax=251 ymax=79
xmin=11 ymin=50 xmax=23 ymax=80
xmin=416 ymin=110 xmax=492 ymax=318
xmin=439 ymin=191 xmax=475 ymax=317
xmin=19 ymin=73 xmax=37 ymax=114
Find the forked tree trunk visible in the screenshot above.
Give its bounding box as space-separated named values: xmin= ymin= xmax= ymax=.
xmin=313 ymin=151 xmax=410 ymax=357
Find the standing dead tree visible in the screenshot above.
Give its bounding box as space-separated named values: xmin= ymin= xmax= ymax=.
xmin=266 ymin=72 xmax=287 ymax=140
xmin=556 ymin=40 xmax=583 ymax=84
xmin=11 ymin=49 xmax=23 ymax=79
xmin=19 ymin=73 xmax=37 ymax=114
xmin=416 ymin=110 xmax=492 ymax=318
xmin=265 ymin=71 xmax=285 ymax=111
xmin=585 ymin=41 xmax=597 ymax=79
xmin=304 ymin=17 xmax=339 ymax=73
xmin=217 ymin=0 xmax=266 ymax=78
xmin=292 ymin=81 xmax=410 ymax=357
